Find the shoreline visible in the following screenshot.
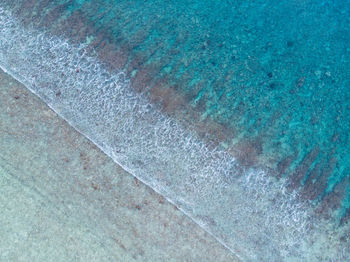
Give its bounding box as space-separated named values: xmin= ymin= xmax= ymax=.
xmin=1 ymin=3 xmax=350 ymax=260
xmin=0 ymin=67 xmax=239 ymax=261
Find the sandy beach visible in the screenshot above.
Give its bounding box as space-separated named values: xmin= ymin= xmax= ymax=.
xmin=0 ymin=68 xmax=239 ymax=261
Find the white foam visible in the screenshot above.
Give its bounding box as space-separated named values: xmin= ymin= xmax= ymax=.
xmin=1 ymin=6 xmax=344 ymax=261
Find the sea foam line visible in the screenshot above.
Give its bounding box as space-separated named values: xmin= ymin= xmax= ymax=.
xmin=0 ymin=6 xmax=317 ymax=261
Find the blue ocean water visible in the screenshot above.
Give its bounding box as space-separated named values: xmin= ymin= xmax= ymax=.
xmin=0 ymin=0 xmax=350 ymax=261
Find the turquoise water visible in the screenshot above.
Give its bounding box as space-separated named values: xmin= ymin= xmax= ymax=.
xmin=1 ymin=0 xmax=350 ymax=261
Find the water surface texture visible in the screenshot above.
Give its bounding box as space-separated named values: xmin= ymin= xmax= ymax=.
xmin=0 ymin=0 xmax=350 ymax=261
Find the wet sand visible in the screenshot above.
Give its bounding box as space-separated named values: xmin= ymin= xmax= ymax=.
xmin=0 ymin=68 xmax=239 ymax=262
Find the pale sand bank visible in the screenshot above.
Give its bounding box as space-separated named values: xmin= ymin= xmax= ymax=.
xmin=0 ymin=69 xmax=239 ymax=262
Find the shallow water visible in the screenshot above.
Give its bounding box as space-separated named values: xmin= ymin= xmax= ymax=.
xmin=1 ymin=1 xmax=350 ymax=261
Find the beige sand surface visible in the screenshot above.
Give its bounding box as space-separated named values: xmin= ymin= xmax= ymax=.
xmin=0 ymin=69 xmax=239 ymax=262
